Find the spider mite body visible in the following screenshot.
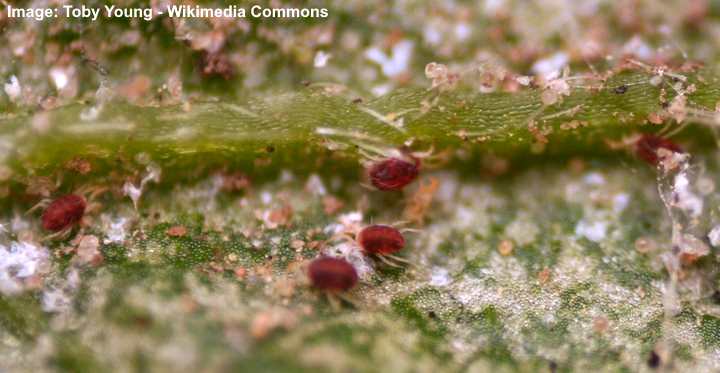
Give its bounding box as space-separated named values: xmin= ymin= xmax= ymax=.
xmin=635 ymin=134 xmax=683 ymax=165
xmin=308 ymin=257 xmax=358 ymax=292
xmin=314 ymin=128 xmax=445 ymax=192
xmin=41 ymin=194 xmax=86 ymax=232
xmin=357 ymin=224 xmax=405 ymax=255
xmin=368 ymin=157 xmax=420 ymax=191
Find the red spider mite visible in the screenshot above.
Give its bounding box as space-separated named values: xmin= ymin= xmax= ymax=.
xmin=635 ymin=134 xmax=683 ymax=165
xmin=368 ymin=157 xmax=420 ymax=191
xmin=308 ymin=257 xmax=358 ymax=292
xmin=41 ymin=194 xmax=86 ymax=232
xmin=357 ymin=224 xmax=405 ymax=255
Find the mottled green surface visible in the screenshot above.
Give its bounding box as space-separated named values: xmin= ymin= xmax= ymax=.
xmin=0 ymin=156 xmax=719 ymax=372
xmin=2 ymin=70 xmax=719 ymax=177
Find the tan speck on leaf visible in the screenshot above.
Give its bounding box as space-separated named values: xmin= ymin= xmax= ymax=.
xmin=538 ymin=267 xmax=552 ymax=284
xmin=166 ymin=225 xmax=188 ymax=237
xmin=403 ymin=177 xmax=439 ymax=224
xmin=322 ymin=196 xmax=344 ymax=215
xmin=498 ymin=240 xmax=514 ymax=256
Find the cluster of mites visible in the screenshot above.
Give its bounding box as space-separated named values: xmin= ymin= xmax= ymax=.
xmin=38 ymin=133 xmax=677 ymax=297
xmin=38 ymin=153 xmax=418 ymax=297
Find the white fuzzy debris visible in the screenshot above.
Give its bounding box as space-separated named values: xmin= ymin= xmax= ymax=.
xmin=677 ymin=233 xmax=710 ymax=259
xmin=123 ymin=182 xmax=142 ymax=208
xmin=659 ymin=272 xmax=682 ymax=316
xmin=123 ymin=164 xmax=161 ymax=209
xmin=41 ymin=268 xmax=80 ymax=313
xmin=612 ymin=193 xmax=630 ymax=213
xmin=0 ymin=241 xmax=50 ymax=295
xmin=622 ymin=36 xmax=654 ymax=60
xmin=11 ymin=215 xmax=30 ymax=233
xmin=313 ymin=51 xmax=331 ymax=68
xmin=324 ymin=241 xmax=373 ymax=280
xmin=324 ymin=211 xmax=363 ymax=236
xmin=422 ymin=24 xmax=442 ymax=46
xmin=425 ymin=62 xmax=459 ymax=91
xmin=365 ymin=40 xmax=414 ymax=78
xmin=434 ymin=172 xmax=459 ymax=203
xmin=504 ymin=217 xmax=539 ymax=246
xmin=41 ymin=287 xmax=72 ymax=313
xmin=673 ymin=172 xmax=703 ymax=217
xmin=370 ymin=83 xmax=394 ymax=97
xmin=531 ymin=52 xmax=568 ymax=79
xmin=454 ymin=22 xmax=472 ymax=41
xmin=668 ymin=94 xmax=687 ymax=123
xmin=260 ymin=191 xmax=273 ymax=205
xmin=708 ymin=225 xmax=720 ymax=247
xmin=305 ymin=174 xmax=327 ymax=196
xmin=49 ymin=67 xmax=69 ymax=90
xmin=697 ymin=177 xmax=715 ymax=195
xmin=575 ymin=219 xmax=608 ymax=242
xmin=3 ymin=75 xmax=21 ymax=101
xmin=483 ymin=0 xmax=507 ymax=15
xmin=515 ymin=75 xmax=531 ymax=86
xmin=76 ymin=235 xmax=101 ymax=265
xmin=104 ymin=216 xmax=129 ymax=244
xmin=583 ymin=172 xmax=605 ymax=185
xmin=429 ymin=267 xmax=451 ymax=287
xmin=79 ymin=105 xmax=102 ymax=121
xmin=279 ymin=170 xmax=295 ymax=183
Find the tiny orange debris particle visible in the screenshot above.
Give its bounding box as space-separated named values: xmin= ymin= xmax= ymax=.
xmin=166 ymin=225 xmax=187 ymax=237
xmin=484 ymin=155 xmax=510 ymax=176
xmin=221 ymin=171 xmax=251 ymax=192
xmin=538 ymin=267 xmax=552 ymax=284
xmin=76 ymin=234 xmax=103 ymax=266
xmin=307 ymin=241 xmax=323 ymax=250
xmin=680 ymin=252 xmax=703 ymax=266
xmin=180 ymin=294 xmax=199 ymax=313
xmin=647 ymin=112 xmax=664 ymax=125
xmin=268 ymin=204 xmax=293 ymax=227
xmin=528 ymin=120 xmax=550 ymax=144
xmin=26 ymin=176 xmax=57 ymax=197
xmin=290 ymin=239 xmax=305 ymax=251
xmin=250 ymin=309 xmax=297 ymax=340
xmin=403 ymin=177 xmax=439 ymax=224
xmin=209 ymin=262 xmax=224 ymax=272
xmin=250 ymin=313 xmax=275 ymax=339
xmin=498 ymin=240 xmax=514 ymax=256
xmin=234 ymin=267 xmax=247 ymax=279
xmin=118 ymin=75 xmax=152 ymax=102
xmin=65 ymin=157 xmax=92 ymax=174
xmin=634 ymin=237 xmax=656 ymax=254
xmin=322 ymin=196 xmax=344 ymax=215
xmin=274 ymin=277 xmax=296 ymax=298
xmin=593 ymin=316 xmax=609 ymax=333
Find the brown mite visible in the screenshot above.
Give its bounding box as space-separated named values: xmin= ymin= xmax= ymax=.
xmin=41 ymin=194 xmax=86 ymax=232
xmin=634 ymin=134 xmax=683 ymax=165
xmin=368 ymin=157 xmax=420 ymax=191
xmin=357 ymin=224 xmax=405 ymax=255
xmin=308 ymin=257 xmax=358 ymax=292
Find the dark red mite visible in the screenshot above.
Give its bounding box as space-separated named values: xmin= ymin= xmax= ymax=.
xmin=308 ymin=257 xmax=358 ymax=292
xmin=368 ymin=157 xmax=419 ymax=191
xmin=41 ymin=194 xmax=87 ymax=232
xmin=635 ymin=134 xmax=683 ymax=165
xmin=357 ymin=225 xmax=405 ymax=255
